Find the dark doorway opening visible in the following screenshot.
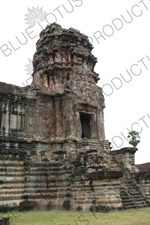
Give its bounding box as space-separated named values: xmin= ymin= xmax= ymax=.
xmin=80 ymin=113 xmax=91 ymax=139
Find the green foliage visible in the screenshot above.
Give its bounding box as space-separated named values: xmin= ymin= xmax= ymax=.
xmin=127 ymin=130 xmax=140 ymax=147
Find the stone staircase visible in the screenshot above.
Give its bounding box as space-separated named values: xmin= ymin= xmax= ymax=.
xmin=120 ymin=180 xmax=150 ymax=209
xmin=0 ymin=150 xmax=72 ymax=211
xmin=23 ymin=158 xmax=72 ymax=209
xmin=138 ymin=182 xmax=150 ymax=204
xmin=0 ymin=158 xmax=25 ymax=211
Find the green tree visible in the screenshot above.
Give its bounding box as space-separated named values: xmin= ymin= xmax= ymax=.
xmin=127 ymin=130 xmax=140 ymax=147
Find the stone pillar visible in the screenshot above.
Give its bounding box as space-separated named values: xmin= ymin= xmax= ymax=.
xmin=16 ymin=104 xmax=21 ymax=130
xmin=96 ymin=109 xmax=100 ymax=140
xmin=75 ymin=111 xmax=82 ymax=139
xmin=1 ymin=102 xmax=6 ymax=134
xmin=55 ymin=98 xmax=63 ymax=139
xmin=90 ymin=113 xmax=96 ymax=139
xmin=100 ymin=110 xmax=105 ymax=139
xmin=55 ymin=76 xmax=60 ymax=94
xmin=5 ymin=102 xmax=9 ymax=136
xmin=10 ymin=114 xmax=17 ymax=129
xmin=68 ymin=103 xmax=75 ymax=138
xmin=21 ymin=103 xmax=25 ymax=130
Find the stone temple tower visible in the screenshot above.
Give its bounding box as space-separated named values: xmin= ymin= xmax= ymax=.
xmin=1 ymin=24 xmax=149 ymax=212
xmin=29 ymin=23 xmax=123 ymax=210
xmin=32 ymin=23 xmax=105 ymax=142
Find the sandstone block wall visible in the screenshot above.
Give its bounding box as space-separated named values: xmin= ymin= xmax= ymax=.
xmin=0 ymin=24 xmax=149 ymax=212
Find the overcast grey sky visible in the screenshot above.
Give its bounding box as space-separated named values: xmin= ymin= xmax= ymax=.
xmin=0 ymin=0 xmax=150 ymax=164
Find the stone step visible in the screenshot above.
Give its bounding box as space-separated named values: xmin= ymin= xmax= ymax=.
xmin=123 ymin=198 xmax=142 ymax=204
xmin=0 ymin=172 xmax=25 ymax=176
xmin=120 ymin=190 xmax=145 ymax=196
xmin=1 ymin=184 xmax=24 ymax=188
xmin=120 ymin=179 xmax=150 ymax=209
xmin=121 ymin=198 xmax=148 ymax=204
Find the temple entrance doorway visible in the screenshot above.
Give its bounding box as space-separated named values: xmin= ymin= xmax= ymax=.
xmin=80 ymin=113 xmax=91 ymax=139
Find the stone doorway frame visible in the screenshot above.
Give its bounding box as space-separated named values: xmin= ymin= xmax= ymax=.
xmin=79 ymin=111 xmax=96 ymax=139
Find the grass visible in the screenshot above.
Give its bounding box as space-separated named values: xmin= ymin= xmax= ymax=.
xmin=0 ymin=207 xmax=150 ymax=225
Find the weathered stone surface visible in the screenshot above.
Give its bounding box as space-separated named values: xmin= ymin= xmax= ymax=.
xmin=0 ymin=23 xmax=149 ymax=212
xmin=135 ymin=163 xmax=150 ymax=204
xmin=0 ymin=217 xmax=10 ymax=225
